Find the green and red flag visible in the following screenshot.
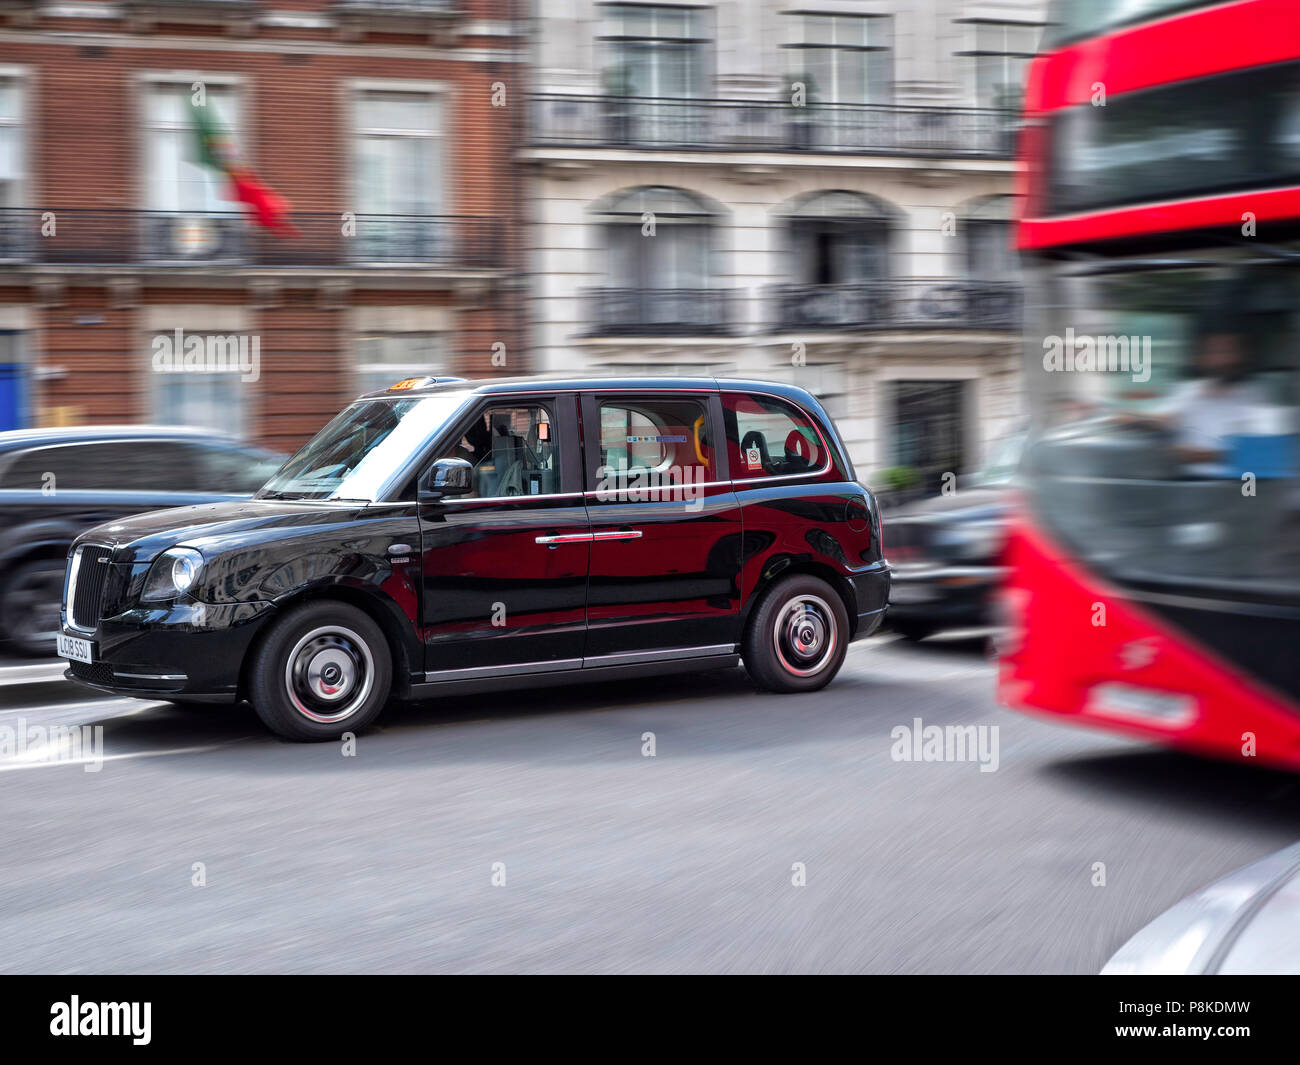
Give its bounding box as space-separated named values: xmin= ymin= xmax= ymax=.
xmin=190 ymin=100 xmax=298 ymax=236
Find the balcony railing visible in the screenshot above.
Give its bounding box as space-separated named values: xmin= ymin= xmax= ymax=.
xmin=582 ymin=288 xmax=739 ymax=337
xmin=768 ymin=280 xmax=1023 ymax=332
xmin=534 ymin=95 xmax=1018 ymax=158
xmin=333 ymin=0 xmax=460 ymax=13
xmin=0 ymin=210 xmax=503 ymax=270
xmin=121 ymin=0 xmax=259 ymax=17
xmin=580 ymin=281 xmax=1021 ymax=338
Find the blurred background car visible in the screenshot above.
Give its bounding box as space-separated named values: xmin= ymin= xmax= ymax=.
xmin=882 ymin=429 xmax=1023 ymax=641
xmin=1103 ymin=841 xmax=1300 ymax=975
xmin=0 ymin=426 xmax=283 ymax=656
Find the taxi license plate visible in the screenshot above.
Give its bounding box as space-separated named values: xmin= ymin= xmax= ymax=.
xmin=57 ymin=633 xmax=94 ymax=665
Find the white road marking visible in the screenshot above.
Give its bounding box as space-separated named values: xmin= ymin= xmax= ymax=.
xmin=0 ymin=737 xmax=251 ymax=772
xmin=0 ymin=698 xmax=153 ymax=717
xmin=0 ymin=662 xmax=70 ymax=687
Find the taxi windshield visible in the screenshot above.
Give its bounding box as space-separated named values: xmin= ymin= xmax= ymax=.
xmin=257 ymin=392 xmax=470 ymax=502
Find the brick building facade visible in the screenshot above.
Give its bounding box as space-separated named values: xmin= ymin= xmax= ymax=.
xmin=0 ymin=0 xmax=527 ymax=452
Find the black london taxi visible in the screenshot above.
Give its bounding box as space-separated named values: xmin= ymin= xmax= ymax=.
xmin=59 ymin=377 xmax=889 ymax=741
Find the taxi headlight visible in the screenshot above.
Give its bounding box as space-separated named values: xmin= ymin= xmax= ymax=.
xmin=141 ymin=548 xmax=205 ymax=603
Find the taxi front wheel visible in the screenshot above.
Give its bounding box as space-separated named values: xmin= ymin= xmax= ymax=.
xmin=743 ymin=575 xmax=849 ymax=694
xmin=248 ymin=601 xmax=392 ymax=741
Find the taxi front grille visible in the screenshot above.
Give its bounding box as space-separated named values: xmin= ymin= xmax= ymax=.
xmin=68 ymin=545 xmax=112 ymax=632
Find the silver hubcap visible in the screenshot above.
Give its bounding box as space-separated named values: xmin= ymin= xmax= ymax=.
xmin=284 ymin=626 xmax=375 ymax=724
xmin=773 ymin=594 xmax=837 ymax=677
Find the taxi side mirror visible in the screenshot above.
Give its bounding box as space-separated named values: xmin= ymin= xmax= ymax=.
xmin=420 ymin=457 xmax=474 ymax=501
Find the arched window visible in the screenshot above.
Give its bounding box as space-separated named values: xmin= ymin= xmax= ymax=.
xmin=591 ymin=186 xmax=721 ymax=290
xmin=962 ymin=195 xmax=1017 ymax=280
xmin=778 ymin=190 xmax=895 ymax=286
xmin=586 ymin=187 xmax=730 ymax=335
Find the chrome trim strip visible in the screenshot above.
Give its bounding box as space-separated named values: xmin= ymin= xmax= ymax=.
xmin=417 ymin=644 xmax=739 ymax=682
xmin=115 ymin=672 xmax=189 ymax=682
xmin=419 ymin=657 xmax=584 ymax=682
xmin=890 ymin=565 xmax=1007 ymax=581
xmin=535 ymin=533 xmax=595 ymax=544
xmin=443 ymin=491 xmax=586 ymax=505
xmin=64 ymin=546 xmax=85 ymax=631
xmin=591 ymin=530 xmax=642 ymax=541
xmin=581 ymin=644 xmax=737 ymax=667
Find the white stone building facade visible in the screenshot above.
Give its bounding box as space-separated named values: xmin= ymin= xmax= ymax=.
xmin=525 ymin=0 xmax=1046 ymax=486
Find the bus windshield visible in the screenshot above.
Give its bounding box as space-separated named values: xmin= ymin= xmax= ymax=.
xmin=1025 ymin=255 xmax=1300 ymax=600
xmin=1045 ymin=0 xmax=1222 ymax=47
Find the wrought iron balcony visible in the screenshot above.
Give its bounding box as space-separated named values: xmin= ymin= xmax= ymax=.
xmin=0 ymin=210 xmax=503 ymax=271
xmin=121 ymin=0 xmax=260 ymax=21
xmin=533 ymin=95 xmax=1018 ymax=159
xmin=582 ymin=287 xmax=739 ymax=337
xmin=768 ymin=280 xmax=1023 ymax=332
xmin=333 ymin=0 xmax=460 ymax=17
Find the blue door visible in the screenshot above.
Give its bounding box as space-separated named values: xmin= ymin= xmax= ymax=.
xmin=0 ymin=362 xmax=26 ymax=431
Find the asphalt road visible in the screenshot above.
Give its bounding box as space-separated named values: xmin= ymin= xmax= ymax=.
xmin=2 ymin=634 xmax=1298 ymax=974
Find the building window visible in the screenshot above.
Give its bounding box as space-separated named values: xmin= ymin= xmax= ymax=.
xmin=963 ymin=196 xmax=1017 ymax=281
xmin=587 ymin=186 xmax=729 ymax=335
xmin=356 ymin=332 xmax=447 ymax=396
xmin=959 ymin=20 xmax=1041 ymax=112
xmin=783 ymin=190 xmax=892 ymax=286
xmin=599 ymin=4 xmax=711 ymax=99
xmin=150 ymin=332 xmax=251 ymax=438
xmin=0 ymin=77 xmax=25 ymax=211
xmin=892 ymin=380 xmax=968 ymax=490
xmin=144 ymin=82 xmax=241 ymax=214
xmin=785 ymin=13 xmax=892 ymax=105
xmin=354 ymin=90 xmax=441 ymax=214
xmin=353 ymin=89 xmax=443 ymax=259
xmin=595 ymin=185 xmax=717 ymax=289
xmin=773 ymin=191 xmax=893 ymax=331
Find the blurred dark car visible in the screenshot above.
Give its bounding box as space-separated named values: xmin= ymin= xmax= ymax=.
xmin=0 ymin=426 xmax=284 ymax=656
xmin=884 ymin=432 xmax=1023 ymax=641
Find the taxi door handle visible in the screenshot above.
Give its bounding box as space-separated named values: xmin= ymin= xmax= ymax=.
xmin=535 ymin=533 xmax=595 ymax=546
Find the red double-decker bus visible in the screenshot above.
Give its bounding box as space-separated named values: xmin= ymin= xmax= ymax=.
xmin=1001 ymin=0 xmax=1300 ymax=768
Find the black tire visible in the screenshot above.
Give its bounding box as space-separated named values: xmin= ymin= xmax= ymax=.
xmin=247 ymin=601 xmax=392 ymax=741
xmin=892 ymin=620 xmax=936 ymax=642
xmin=0 ymin=557 xmax=66 ymax=658
xmin=742 ymin=574 xmax=849 ymax=693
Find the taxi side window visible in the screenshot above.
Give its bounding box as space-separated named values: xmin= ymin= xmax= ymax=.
xmin=439 ymin=404 xmax=558 ymax=499
xmin=723 ymin=393 xmax=825 ymax=480
xmin=592 ymin=397 xmax=715 ymax=496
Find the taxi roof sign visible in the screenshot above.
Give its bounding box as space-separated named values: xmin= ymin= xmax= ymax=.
xmin=388 ymin=376 xmax=435 ymax=392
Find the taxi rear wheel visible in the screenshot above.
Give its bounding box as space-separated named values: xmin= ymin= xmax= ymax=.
xmin=743 ymin=574 xmax=849 ymax=694
xmin=248 ymin=601 xmax=392 ymax=742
